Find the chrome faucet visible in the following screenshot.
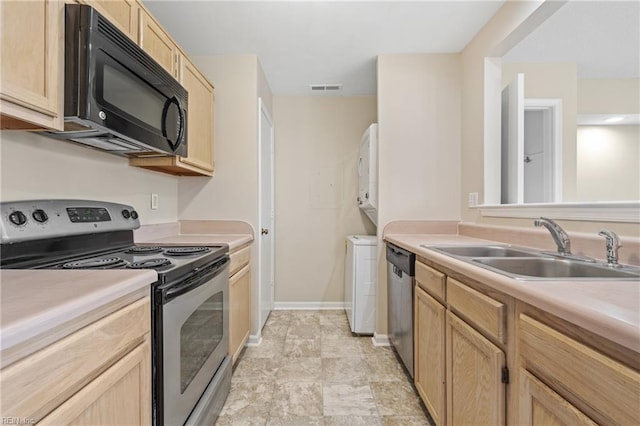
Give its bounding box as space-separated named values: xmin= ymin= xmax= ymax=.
xmin=534 ymin=217 xmax=571 ymax=256
xmin=598 ymin=229 xmax=622 ymax=266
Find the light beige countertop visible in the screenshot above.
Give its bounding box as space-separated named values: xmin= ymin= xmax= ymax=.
xmin=0 ymin=269 xmax=156 ymax=367
xmin=385 ymin=234 xmax=640 ymax=353
xmin=140 ymin=234 xmax=253 ymax=252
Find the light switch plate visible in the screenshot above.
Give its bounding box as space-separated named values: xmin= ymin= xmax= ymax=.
xmin=468 ymin=192 xmax=479 ymax=207
xmin=151 ymin=193 xmax=159 ymax=210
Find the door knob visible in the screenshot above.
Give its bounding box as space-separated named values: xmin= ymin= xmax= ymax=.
xmin=261 ymin=228 xmax=269 ymax=235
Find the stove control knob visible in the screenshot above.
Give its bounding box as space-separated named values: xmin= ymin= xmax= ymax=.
xmin=130 ymin=210 xmax=139 ymax=220
xmin=121 ymin=209 xmax=131 ymax=219
xmin=32 ymin=209 xmax=48 ymax=223
xmin=9 ymin=210 xmax=27 ymax=226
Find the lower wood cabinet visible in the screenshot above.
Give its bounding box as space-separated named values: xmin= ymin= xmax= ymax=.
xmin=411 ymin=255 xmax=640 ymax=426
xmin=39 ymin=337 xmax=151 ymax=425
xmin=519 ymin=368 xmax=596 ymax=426
xmin=414 ymin=259 xmax=508 ymax=426
xmin=414 ymin=285 xmax=446 ymax=426
xmin=519 ymin=313 xmax=640 ymax=425
xmin=446 ymin=311 xmax=505 ymax=426
xmin=228 ymin=245 xmax=251 ymax=364
xmin=0 ymin=296 xmax=151 ymax=424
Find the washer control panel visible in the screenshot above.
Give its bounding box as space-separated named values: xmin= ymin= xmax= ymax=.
xmin=0 ymin=200 xmax=140 ymax=243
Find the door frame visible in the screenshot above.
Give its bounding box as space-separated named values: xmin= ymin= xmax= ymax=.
xmin=257 ymin=97 xmax=275 ymax=333
xmin=523 ymin=98 xmax=563 ymax=202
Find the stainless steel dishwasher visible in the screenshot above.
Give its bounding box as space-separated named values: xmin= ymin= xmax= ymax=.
xmin=386 ymin=243 xmax=415 ymax=378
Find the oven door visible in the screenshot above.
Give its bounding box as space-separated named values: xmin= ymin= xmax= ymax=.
xmin=156 ymin=257 xmax=229 ymax=426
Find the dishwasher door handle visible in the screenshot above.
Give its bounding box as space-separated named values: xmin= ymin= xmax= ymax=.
xmin=390 ymin=247 xmax=409 ymax=257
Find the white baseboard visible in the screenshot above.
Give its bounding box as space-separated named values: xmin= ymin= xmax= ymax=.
xmin=246 ymin=334 xmax=262 ymax=346
xmin=372 ymin=333 xmax=391 ymax=346
xmin=274 ymin=301 xmax=346 ymax=310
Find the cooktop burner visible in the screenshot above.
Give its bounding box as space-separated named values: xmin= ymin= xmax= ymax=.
xmin=125 ymin=246 xmax=164 ymax=254
xmin=128 ymin=258 xmax=172 ymax=270
xmin=164 ymin=247 xmax=211 ymax=256
xmin=61 ymin=257 xmax=128 ymax=269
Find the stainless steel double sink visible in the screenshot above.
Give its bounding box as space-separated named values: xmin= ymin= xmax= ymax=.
xmin=420 ymin=245 xmax=640 ymax=281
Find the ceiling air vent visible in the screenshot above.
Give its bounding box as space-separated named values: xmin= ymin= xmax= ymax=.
xmin=310 ymin=84 xmax=343 ymax=93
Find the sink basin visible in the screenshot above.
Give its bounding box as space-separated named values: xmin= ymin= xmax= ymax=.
xmin=473 ymin=257 xmax=640 ymax=280
xmin=422 ymin=245 xmax=540 ymax=258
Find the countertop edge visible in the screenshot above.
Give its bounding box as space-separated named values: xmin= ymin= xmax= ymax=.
xmin=384 ymin=234 xmax=640 ymax=354
xmin=0 ymin=270 xmax=156 ymax=358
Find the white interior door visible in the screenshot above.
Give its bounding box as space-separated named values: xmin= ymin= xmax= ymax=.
xmin=501 ymin=73 xmax=524 ymax=204
xmin=523 ymin=109 xmax=546 ymax=203
xmin=524 ymin=99 xmax=563 ymax=203
xmin=258 ymin=98 xmax=274 ymax=332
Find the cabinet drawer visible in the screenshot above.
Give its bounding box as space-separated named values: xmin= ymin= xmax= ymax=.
xmin=229 ymin=245 xmax=251 ymax=276
xmin=447 ymin=278 xmax=505 ymax=343
xmin=0 ymin=297 xmax=150 ymax=422
xmin=416 ymin=261 xmax=445 ymax=302
xmin=520 ymin=314 xmax=640 ymax=426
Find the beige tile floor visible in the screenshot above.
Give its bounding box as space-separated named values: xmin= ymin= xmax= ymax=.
xmin=216 ymin=310 xmax=434 ymax=426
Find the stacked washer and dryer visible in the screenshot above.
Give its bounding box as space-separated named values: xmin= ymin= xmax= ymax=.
xmin=344 ymin=124 xmax=378 ymax=334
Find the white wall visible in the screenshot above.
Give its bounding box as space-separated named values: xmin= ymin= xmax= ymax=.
xmin=376 ymin=53 xmax=462 ymax=333
xmin=576 ymin=125 xmax=640 ymax=201
xmin=578 ymin=79 xmax=640 ymax=114
xmin=177 ymin=54 xmax=272 ymax=336
xmin=0 ymin=130 xmax=179 ymax=223
xmin=272 ymin=96 xmax=376 ymax=305
xmin=178 ymin=55 xmax=261 ymax=222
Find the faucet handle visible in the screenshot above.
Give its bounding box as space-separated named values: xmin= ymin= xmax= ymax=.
xmin=598 ymin=229 xmax=622 ymax=266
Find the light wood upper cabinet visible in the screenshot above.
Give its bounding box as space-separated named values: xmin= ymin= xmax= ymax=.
xmin=446 ymin=311 xmax=505 ymax=426
xmin=138 ymin=7 xmax=178 ymax=77
xmin=129 ymin=2 xmax=215 ymax=176
xmin=414 ymin=285 xmax=446 ymax=426
xmin=130 ymin=52 xmax=215 ymax=176
xmin=79 ymin=0 xmax=139 ymax=41
xmin=177 ymin=55 xmax=214 ymax=173
xmin=0 ymin=0 xmax=64 ymax=130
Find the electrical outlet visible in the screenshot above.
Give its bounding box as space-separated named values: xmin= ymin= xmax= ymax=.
xmin=468 ymin=192 xmax=479 ymax=207
xmin=151 ymin=193 xmax=159 ymax=210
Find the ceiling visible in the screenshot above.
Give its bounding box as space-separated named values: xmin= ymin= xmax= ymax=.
xmin=503 ymin=0 xmax=640 ymax=79
xmin=143 ymin=0 xmax=505 ymax=96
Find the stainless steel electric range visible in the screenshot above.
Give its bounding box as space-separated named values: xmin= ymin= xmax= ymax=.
xmin=0 ymin=199 xmax=232 ymax=425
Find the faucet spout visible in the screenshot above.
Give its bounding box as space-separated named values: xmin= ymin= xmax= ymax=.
xmin=534 ymin=217 xmax=571 ymax=256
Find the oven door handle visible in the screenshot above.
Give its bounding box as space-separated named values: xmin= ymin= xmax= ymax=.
xmin=163 ymin=257 xmax=228 ymax=303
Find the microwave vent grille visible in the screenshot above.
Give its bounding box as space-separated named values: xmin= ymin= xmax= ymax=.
xmin=95 ymin=13 xmax=185 ymax=95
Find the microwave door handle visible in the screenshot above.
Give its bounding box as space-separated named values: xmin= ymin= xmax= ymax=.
xmin=161 ymin=96 xmax=185 ymax=153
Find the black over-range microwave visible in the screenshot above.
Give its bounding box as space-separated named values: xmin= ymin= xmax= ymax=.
xmin=46 ymin=4 xmax=188 ymax=157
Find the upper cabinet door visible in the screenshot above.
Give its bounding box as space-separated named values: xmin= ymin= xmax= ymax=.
xmin=138 ymin=7 xmax=178 ymax=77
xmin=178 ymin=56 xmax=214 ymax=173
xmin=80 ymin=0 xmax=139 ymax=41
xmin=0 ymin=0 xmax=63 ymax=130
